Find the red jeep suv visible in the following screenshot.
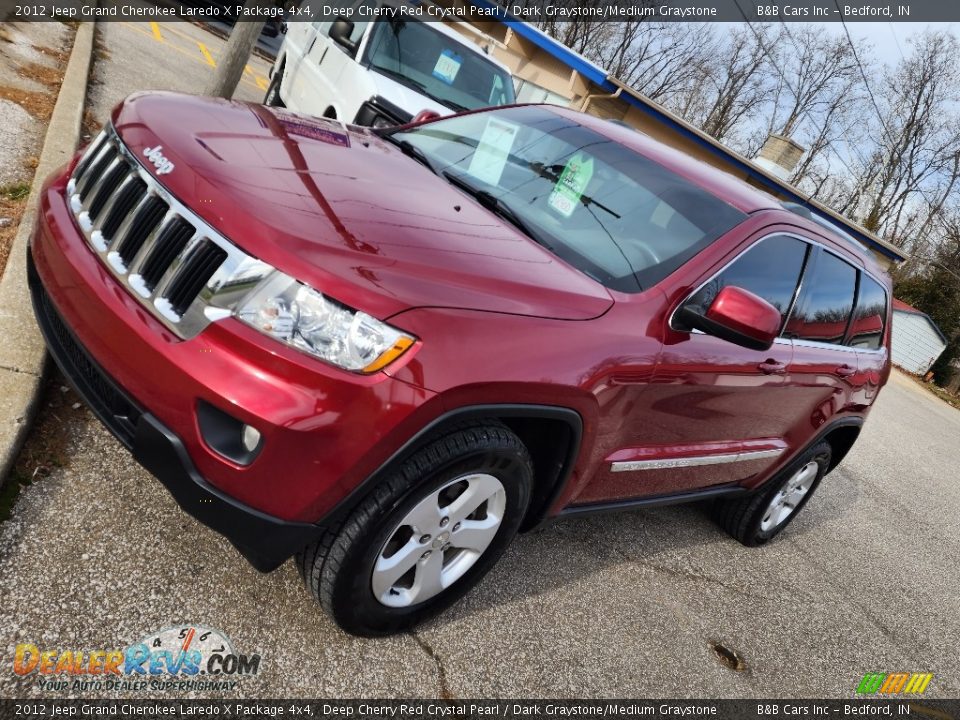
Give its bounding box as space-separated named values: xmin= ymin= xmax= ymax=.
xmin=28 ymin=93 xmax=891 ymax=636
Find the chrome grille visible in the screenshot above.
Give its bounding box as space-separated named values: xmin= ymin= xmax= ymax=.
xmin=66 ymin=126 xmax=272 ymax=339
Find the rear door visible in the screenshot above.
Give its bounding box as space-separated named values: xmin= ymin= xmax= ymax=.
xmin=779 ymin=246 xmax=863 ymax=447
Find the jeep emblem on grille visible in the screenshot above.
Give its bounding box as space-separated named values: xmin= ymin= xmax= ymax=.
xmin=143 ymin=145 xmax=174 ymax=175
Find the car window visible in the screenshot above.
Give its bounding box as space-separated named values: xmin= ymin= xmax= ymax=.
xmin=784 ymin=249 xmax=857 ymax=345
xmin=364 ymin=23 xmax=516 ymax=112
xmin=848 ymin=274 xmax=887 ymax=350
xmin=390 ymin=106 xmax=746 ymax=292
xmin=685 ymin=235 xmax=809 ymax=331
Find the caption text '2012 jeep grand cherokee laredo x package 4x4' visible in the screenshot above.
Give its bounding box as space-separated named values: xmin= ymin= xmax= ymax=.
xmin=29 ymin=93 xmax=891 ymax=636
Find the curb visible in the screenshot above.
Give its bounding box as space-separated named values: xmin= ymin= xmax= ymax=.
xmin=0 ymin=21 xmax=96 ymax=486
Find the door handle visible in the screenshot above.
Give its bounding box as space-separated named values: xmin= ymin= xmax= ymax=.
xmin=758 ymin=359 xmax=786 ymax=375
xmin=835 ymin=364 xmax=856 ymax=377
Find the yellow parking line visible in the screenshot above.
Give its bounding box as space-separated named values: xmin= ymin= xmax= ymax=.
xmin=118 ymin=23 xmax=263 ymax=92
xmin=149 ymin=21 xmax=163 ymax=41
xmin=245 ymin=65 xmax=268 ymax=90
xmin=198 ymin=42 xmax=216 ymax=67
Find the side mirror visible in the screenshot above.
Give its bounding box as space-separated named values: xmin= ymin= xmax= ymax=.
xmin=412 ymin=109 xmax=442 ymax=124
xmin=330 ymin=18 xmax=357 ymax=54
xmin=677 ymin=285 xmax=781 ymax=351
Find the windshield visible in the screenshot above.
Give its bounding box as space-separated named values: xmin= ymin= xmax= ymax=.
xmin=388 ymin=106 xmax=746 ymax=292
xmin=364 ymin=21 xmax=515 ymax=112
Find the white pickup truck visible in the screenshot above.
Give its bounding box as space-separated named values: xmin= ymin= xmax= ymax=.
xmin=265 ymin=4 xmax=516 ymax=126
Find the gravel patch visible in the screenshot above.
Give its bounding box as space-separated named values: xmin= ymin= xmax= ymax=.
xmin=0 ymin=101 xmax=37 ymax=186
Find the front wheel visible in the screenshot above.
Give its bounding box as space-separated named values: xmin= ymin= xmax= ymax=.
xmin=713 ymin=441 xmax=832 ymax=546
xmin=298 ymin=423 xmax=533 ymax=636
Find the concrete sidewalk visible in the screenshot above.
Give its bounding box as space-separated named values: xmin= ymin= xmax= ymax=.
xmin=0 ymin=22 xmax=96 ymax=485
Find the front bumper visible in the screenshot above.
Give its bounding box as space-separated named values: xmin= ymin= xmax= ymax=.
xmin=29 ymin=254 xmax=318 ymax=571
xmin=28 ymin=165 xmax=438 ymax=569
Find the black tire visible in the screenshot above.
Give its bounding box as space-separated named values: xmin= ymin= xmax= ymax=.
xmin=264 ymin=73 xmax=284 ymax=107
xmin=297 ymin=423 xmax=533 ymax=637
xmin=713 ymin=441 xmax=832 ymax=546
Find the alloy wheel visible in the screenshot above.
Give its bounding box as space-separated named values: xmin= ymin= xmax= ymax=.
xmin=760 ymin=460 xmax=818 ymax=532
xmin=372 ymin=473 xmax=506 ymax=607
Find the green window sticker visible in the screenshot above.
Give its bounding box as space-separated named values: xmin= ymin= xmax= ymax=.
xmin=548 ymin=154 xmax=594 ymax=218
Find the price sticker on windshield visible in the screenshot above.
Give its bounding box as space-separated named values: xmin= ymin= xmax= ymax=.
xmin=467 ymin=117 xmax=518 ymax=186
xmin=433 ymin=50 xmax=462 ymax=85
xmin=548 ymin=153 xmax=594 ymax=218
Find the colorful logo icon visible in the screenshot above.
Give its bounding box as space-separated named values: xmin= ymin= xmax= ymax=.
xmin=856 ymin=672 xmax=933 ymax=695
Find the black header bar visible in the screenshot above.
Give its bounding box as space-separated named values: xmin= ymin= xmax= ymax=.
xmin=0 ymin=699 xmax=958 ymax=719
xmin=3 ymin=0 xmax=959 ymax=23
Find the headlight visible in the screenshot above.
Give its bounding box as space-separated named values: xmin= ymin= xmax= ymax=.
xmin=236 ymin=272 xmax=415 ymax=373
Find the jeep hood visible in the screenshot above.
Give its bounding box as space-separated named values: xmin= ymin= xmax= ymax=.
xmin=110 ymin=92 xmax=613 ymax=322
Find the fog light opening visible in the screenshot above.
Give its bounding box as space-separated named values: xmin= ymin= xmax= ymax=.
xmin=242 ymin=424 xmax=261 ymax=453
xmin=196 ymin=401 xmax=263 ymax=466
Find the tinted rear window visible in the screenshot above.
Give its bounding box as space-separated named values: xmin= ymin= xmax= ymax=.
xmin=784 ymin=250 xmax=857 ymax=345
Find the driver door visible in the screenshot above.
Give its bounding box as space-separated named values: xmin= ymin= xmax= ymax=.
xmin=575 ymin=231 xmax=811 ymax=504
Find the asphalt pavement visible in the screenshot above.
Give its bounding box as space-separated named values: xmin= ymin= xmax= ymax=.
xmin=2 ymin=369 xmax=958 ymax=698
xmin=1 ymin=19 xmax=958 ymax=699
xmin=87 ymin=19 xmax=270 ymax=128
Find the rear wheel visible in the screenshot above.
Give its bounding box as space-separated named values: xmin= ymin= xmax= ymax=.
xmin=298 ymin=423 xmax=533 ymax=636
xmin=713 ymin=441 xmax=831 ymax=546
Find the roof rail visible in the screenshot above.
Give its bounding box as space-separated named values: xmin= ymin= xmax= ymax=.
xmin=780 ymin=202 xmax=872 ymax=254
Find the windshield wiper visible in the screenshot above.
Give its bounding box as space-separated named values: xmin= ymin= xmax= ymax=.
xmin=437 ymin=98 xmax=470 ymax=113
xmin=442 ymin=171 xmax=549 ymax=248
xmin=382 ymin=135 xmax=438 ymax=175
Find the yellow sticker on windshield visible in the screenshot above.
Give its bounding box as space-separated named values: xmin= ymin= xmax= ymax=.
xmin=548 ymin=154 xmax=593 ymax=218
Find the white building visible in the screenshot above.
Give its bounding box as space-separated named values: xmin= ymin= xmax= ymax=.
xmin=891 ymin=299 xmax=948 ymax=375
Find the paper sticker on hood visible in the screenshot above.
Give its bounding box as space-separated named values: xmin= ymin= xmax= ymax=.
xmin=270 ymin=111 xmax=350 ymax=147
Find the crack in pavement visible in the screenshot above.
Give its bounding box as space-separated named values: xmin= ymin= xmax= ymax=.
xmin=571 ymin=533 xmax=804 ymax=604
xmin=0 ymin=364 xmax=41 ymax=378
xmin=409 ymin=631 xmax=454 ymax=700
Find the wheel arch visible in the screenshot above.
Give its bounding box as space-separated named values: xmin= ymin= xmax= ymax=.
xmin=758 ymin=416 xmax=864 ymax=492
xmin=821 ymin=420 xmax=862 ymax=472
xmin=271 ymin=53 xmax=286 ymax=78
xmin=354 ymin=404 xmax=583 ymax=533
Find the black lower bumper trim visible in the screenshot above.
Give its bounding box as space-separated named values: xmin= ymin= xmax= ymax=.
xmin=28 ymin=249 xmax=320 ymax=572
xmin=132 ymin=415 xmax=319 ymax=572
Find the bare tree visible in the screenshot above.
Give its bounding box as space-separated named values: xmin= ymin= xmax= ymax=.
xmin=772 ymin=26 xmax=860 ymax=137
xmin=789 ymin=74 xmax=863 ymax=187
xmin=599 ymin=23 xmax=719 ymax=104
xmin=842 ymin=31 xmax=960 ymax=240
xmin=693 ymin=26 xmax=775 ymax=143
